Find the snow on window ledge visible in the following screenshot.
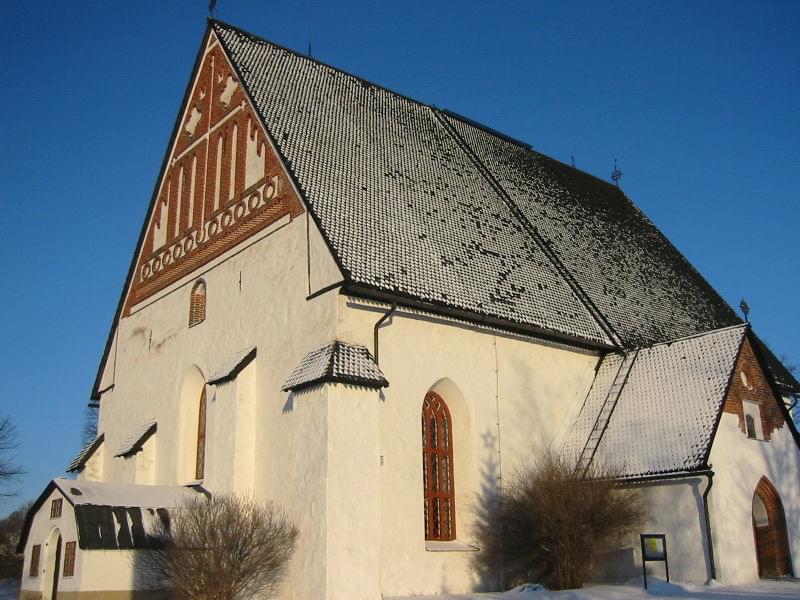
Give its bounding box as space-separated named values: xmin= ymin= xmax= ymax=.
xmin=425 ymin=540 xmax=478 ymax=552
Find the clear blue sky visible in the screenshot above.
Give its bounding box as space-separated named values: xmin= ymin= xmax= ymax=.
xmin=1 ymin=1 xmax=798 ymax=514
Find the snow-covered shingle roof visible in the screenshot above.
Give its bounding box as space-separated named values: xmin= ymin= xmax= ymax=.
xmin=282 ymin=341 xmax=388 ymax=392
xmin=66 ymin=433 xmax=104 ymax=473
xmin=114 ymin=421 xmax=157 ymax=457
xmin=211 ymin=19 xmax=745 ymax=352
xmin=208 ymin=346 xmax=257 ymax=385
xmin=563 ymin=325 xmax=747 ymax=478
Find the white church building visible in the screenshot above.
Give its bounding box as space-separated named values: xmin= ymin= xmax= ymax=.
xmin=18 ymin=19 xmax=800 ymax=600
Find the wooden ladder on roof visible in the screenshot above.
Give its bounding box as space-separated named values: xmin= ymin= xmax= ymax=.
xmin=575 ymin=349 xmax=639 ymax=476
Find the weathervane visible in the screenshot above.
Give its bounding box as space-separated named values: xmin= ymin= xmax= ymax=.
xmin=740 ymin=298 xmax=750 ymax=323
xmin=611 ymin=159 xmax=623 ymax=187
xmin=209 ymin=0 xmax=218 ymax=17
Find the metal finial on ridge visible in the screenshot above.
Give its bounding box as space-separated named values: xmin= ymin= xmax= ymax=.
xmin=611 ymin=159 xmax=623 ymax=187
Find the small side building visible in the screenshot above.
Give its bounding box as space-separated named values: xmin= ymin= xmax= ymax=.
xmin=18 ymin=479 xmax=203 ymax=600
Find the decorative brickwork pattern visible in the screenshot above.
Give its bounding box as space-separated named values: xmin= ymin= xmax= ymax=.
xmin=723 ymin=338 xmax=787 ymax=441
xmin=124 ymin=39 xmax=303 ymax=314
xmin=189 ymin=280 xmax=206 ymax=326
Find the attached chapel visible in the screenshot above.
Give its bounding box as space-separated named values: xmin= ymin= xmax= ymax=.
xmin=18 ymin=18 xmax=800 ymax=600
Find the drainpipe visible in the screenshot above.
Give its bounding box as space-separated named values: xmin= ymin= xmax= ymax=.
xmin=373 ymin=302 xmax=397 ymax=365
xmin=702 ymin=470 xmax=717 ymax=581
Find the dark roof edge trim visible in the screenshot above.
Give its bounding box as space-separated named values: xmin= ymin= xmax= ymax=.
xmin=284 ymin=372 xmax=389 ymax=393
xmin=343 ymin=283 xmax=615 ymax=353
xmin=702 ymin=327 xmax=750 ymax=468
xmin=67 ymin=433 xmax=105 ymax=473
xmin=617 ymin=468 xmax=714 ymax=485
xmin=17 ymin=480 xmax=77 ymax=553
xmin=114 ymin=423 xmax=158 ymax=458
xmin=746 ymin=331 xmax=800 ymax=449
xmin=91 ymin=23 xmax=218 ymax=401
xmin=207 ymin=347 xmax=257 ymax=385
xmin=212 ymin=20 xmax=352 ymax=292
xmin=209 ymin=18 xmax=440 ymax=119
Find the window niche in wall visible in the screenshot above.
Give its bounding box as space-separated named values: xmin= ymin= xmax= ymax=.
xmin=743 ymin=401 xmax=763 ymax=441
xmin=422 ymin=391 xmax=456 ymax=541
xmin=189 ymin=280 xmax=207 ymax=327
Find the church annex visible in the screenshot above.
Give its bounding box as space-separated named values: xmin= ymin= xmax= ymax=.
xmin=18 ymin=19 xmax=800 ymax=600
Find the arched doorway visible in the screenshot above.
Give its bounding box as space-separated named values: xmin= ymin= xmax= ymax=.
xmin=752 ymin=477 xmax=793 ymax=578
xmin=42 ymin=528 xmax=62 ymax=600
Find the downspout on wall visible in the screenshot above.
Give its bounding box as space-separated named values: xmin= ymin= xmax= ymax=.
xmin=702 ymin=470 xmax=717 ymax=582
xmin=373 ymin=302 xmax=397 ymax=365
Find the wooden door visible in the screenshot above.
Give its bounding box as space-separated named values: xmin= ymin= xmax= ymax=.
xmin=753 ymin=478 xmax=792 ymax=578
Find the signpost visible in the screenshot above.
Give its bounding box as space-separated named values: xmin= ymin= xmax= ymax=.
xmin=640 ymin=533 xmax=669 ymax=589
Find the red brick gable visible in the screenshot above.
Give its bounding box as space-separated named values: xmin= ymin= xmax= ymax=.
xmin=124 ymin=35 xmax=304 ymax=314
xmin=723 ymin=338 xmax=787 ymax=441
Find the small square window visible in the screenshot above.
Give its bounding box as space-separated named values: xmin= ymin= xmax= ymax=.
xmin=50 ymin=498 xmax=63 ymax=519
xmin=742 ymin=401 xmax=763 ymax=441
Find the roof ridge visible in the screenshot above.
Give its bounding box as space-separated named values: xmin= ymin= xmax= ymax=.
xmin=210 ymin=19 xmax=439 ymax=115
xmin=634 ymin=322 xmax=748 ymax=351
xmin=434 ymin=110 xmax=622 ymax=348
xmin=211 ymin=17 xmax=610 ymax=188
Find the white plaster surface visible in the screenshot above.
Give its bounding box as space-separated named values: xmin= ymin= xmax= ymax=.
xmin=707 ymin=412 xmax=800 ymax=584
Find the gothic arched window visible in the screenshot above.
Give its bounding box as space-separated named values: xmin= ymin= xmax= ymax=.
xmin=195 ymin=387 xmax=207 ymax=480
xmin=189 ymin=280 xmax=207 ymax=326
xmin=422 ymin=391 xmax=456 ymax=541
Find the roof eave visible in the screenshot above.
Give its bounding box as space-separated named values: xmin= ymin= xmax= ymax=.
xmin=90 ymin=22 xmax=218 ymax=401
xmin=343 ymin=283 xmax=615 ymax=353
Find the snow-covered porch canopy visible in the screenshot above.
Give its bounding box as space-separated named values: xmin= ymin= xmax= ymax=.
xmin=18 ymin=479 xmax=204 ymax=552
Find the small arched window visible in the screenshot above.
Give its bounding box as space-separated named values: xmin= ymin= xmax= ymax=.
xmin=745 ymin=414 xmax=757 ymax=439
xmin=189 ymin=280 xmax=206 ymax=327
xmin=422 ymin=391 xmax=456 ymax=541
xmin=195 ymin=387 xmax=207 ymax=480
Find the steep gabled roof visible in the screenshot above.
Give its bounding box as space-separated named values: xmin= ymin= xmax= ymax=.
xmin=562 ymin=325 xmax=747 ymax=478
xmin=92 ymin=20 xmax=798 ymax=399
xmin=211 ymin=19 xmax=745 ymax=351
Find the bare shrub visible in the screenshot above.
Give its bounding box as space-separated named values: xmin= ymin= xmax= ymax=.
xmin=0 ymin=502 xmax=31 ymax=578
xmin=473 ymin=451 xmax=645 ymax=590
xmin=143 ymin=493 xmax=298 ymax=599
xmin=0 ymin=416 xmax=23 ymax=496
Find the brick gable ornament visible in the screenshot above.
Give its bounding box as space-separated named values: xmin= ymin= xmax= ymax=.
xmin=125 ymin=39 xmax=303 ymax=313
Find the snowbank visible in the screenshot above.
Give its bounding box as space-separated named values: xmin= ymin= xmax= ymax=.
xmin=386 ymin=579 xmax=800 ymax=600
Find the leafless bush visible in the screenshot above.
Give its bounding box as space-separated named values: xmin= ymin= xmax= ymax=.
xmin=0 ymin=416 xmax=23 ymax=496
xmin=0 ymin=501 xmax=31 ymax=578
xmin=143 ymin=493 xmax=298 ymax=600
xmin=473 ymin=451 xmax=645 ymax=590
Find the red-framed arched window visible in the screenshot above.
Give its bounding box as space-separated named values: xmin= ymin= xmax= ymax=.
xmin=195 ymin=387 xmax=207 ymax=480
xmin=422 ymin=391 xmax=456 ymax=541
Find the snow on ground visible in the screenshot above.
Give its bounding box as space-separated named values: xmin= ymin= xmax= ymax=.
xmin=0 ymin=579 xmax=19 ymax=600
xmin=386 ymin=579 xmax=800 ymax=600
